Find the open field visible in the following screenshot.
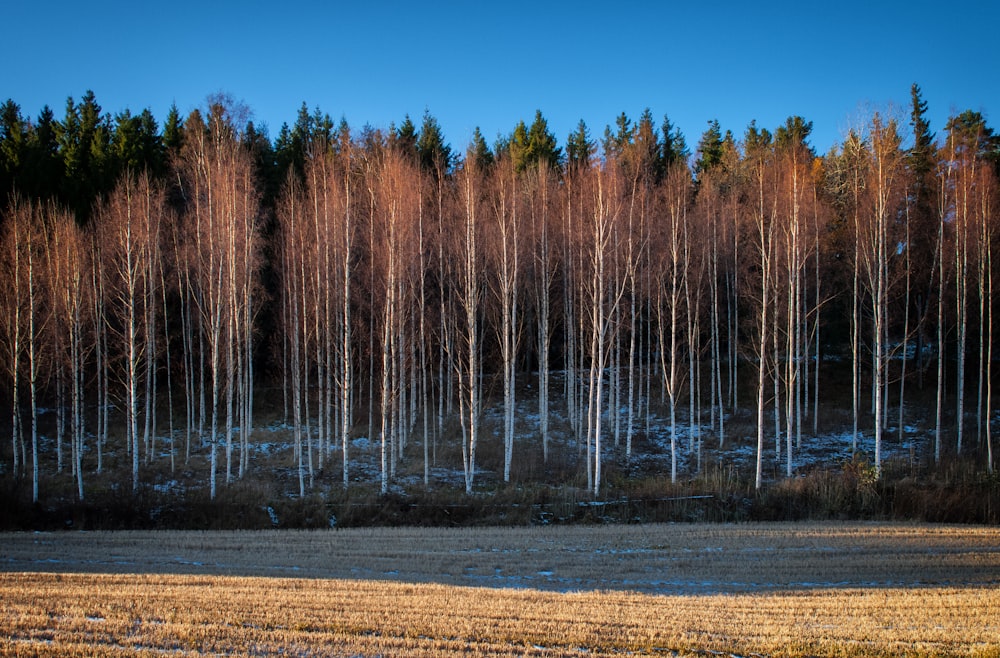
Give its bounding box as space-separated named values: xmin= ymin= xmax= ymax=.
xmin=2 ymin=523 xmax=1000 ymax=656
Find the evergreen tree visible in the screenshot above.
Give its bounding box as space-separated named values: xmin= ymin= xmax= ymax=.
xmin=137 ymin=109 xmax=163 ymax=177
xmin=507 ymin=119 xmax=530 ymax=171
xmin=468 ymin=126 xmax=493 ymax=170
xmin=0 ymin=99 xmax=26 ymax=197
xmin=908 ymin=83 xmax=935 ymax=178
xmin=633 ymin=108 xmax=661 ymax=179
xmin=244 ymin=120 xmax=280 ymax=211
xmin=775 ymin=115 xmax=814 ymax=155
xmin=416 ymin=110 xmax=451 ymax=175
xmin=603 ymin=111 xmax=633 ymax=158
xmin=695 ymin=119 xmax=724 ymax=178
xmin=946 ymin=110 xmax=999 ymax=168
xmin=312 ymin=106 xmax=334 ymax=148
xmin=525 ymin=109 xmax=561 ymax=171
xmin=163 ymin=103 xmax=184 ymax=156
xmin=25 ymin=105 xmax=61 ymax=201
xmin=566 ymin=119 xmax=596 ymax=169
xmin=286 ymin=102 xmax=314 ymax=172
xmin=110 ymin=108 xmax=162 ymax=179
xmin=503 ymin=111 xmax=561 ymax=172
xmin=745 ymin=120 xmax=773 ymax=153
xmin=905 ymin=83 xmax=939 ymax=373
xmin=661 ymin=114 xmax=689 ymax=170
xmin=273 ymin=121 xmax=294 ymax=178
xmin=395 ymin=114 xmax=418 ymax=160
xmin=334 ymin=116 xmax=352 ymax=155
xmin=58 ymin=90 xmax=112 ymax=221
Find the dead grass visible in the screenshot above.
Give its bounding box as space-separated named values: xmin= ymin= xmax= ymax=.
xmin=1 ymin=572 xmax=998 ymax=657
xmin=1 ymin=523 xmax=999 ymax=656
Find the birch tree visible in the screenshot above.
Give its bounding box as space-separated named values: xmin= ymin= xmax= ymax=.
xmin=454 ymin=147 xmax=485 ymax=494
xmin=585 ymin=158 xmax=627 ymax=494
xmin=98 ymin=171 xmax=162 ymax=493
xmin=45 ymin=206 xmax=92 ymax=499
xmin=744 ymin=124 xmax=777 ymax=490
xmin=527 ymin=161 xmax=559 ymax=462
xmin=857 ymin=113 xmax=906 ymax=475
xmin=0 ymin=196 xmax=40 ymax=493
xmin=277 ymin=171 xmax=308 ymax=496
xmin=487 ymin=153 xmax=521 ymax=483
xmin=178 ymin=99 xmax=262 ymax=499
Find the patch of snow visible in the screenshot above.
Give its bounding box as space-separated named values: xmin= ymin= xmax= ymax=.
xmin=153 ymin=480 xmax=182 ymax=495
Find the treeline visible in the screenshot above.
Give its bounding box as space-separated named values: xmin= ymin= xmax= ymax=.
xmin=1 ymin=86 xmax=998 ymax=504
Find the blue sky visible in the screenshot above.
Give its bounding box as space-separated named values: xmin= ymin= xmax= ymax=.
xmin=4 ymin=0 xmax=998 ymax=158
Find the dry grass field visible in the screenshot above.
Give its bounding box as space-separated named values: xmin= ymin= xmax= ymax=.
xmin=2 ymin=523 xmax=999 ymax=657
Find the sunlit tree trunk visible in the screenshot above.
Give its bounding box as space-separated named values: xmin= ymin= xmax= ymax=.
xmin=455 ymin=156 xmax=483 ymax=495
xmin=857 ymin=114 xmax=905 ymax=476
xmin=100 ymin=173 xmax=162 ymax=494
xmin=657 ymin=164 xmax=689 ymax=485
xmin=976 ymin=165 xmax=996 ymax=470
xmin=0 ymin=198 xmax=36 ymax=494
xmin=530 ymin=164 xmax=556 ymax=463
xmin=339 ymin=144 xmax=355 ymax=490
xmin=488 ymin=155 xmax=521 ymax=483
xmin=746 ymin=139 xmax=777 ymax=491
xmin=45 ymin=207 xmax=91 ymax=499
xmin=178 ymin=101 xmax=262 ymax=500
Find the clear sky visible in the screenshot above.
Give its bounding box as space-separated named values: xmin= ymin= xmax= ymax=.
xmin=4 ymin=0 xmax=998 ymax=158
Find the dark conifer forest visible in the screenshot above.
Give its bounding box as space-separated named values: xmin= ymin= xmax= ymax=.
xmin=1 ymin=87 xmax=998 ymax=527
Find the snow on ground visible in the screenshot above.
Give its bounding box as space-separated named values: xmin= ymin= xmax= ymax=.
xmin=18 ymin=368 xmax=937 ymax=498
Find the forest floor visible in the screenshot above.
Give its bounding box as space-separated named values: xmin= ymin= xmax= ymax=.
xmin=3 ymin=365 xmax=997 ymax=529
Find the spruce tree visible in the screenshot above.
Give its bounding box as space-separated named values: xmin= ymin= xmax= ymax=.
xmin=25 ymin=105 xmax=61 ymax=201
xmin=468 ymin=126 xmax=493 ymax=170
xmin=525 ymin=109 xmax=561 ymax=171
xmin=566 ymin=119 xmax=595 ymax=169
xmin=416 ymin=110 xmax=451 ymax=175
xmin=0 ymin=99 xmax=26 ymax=197
xmin=634 ymin=108 xmax=661 ymax=180
xmin=695 ymin=119 xmax=724 ymax=178
xmin=395 ymin=114 xmax=418 ymax=159
xmin=508 ymin=119 xmax=529 ymax=171
xmin=661 ymin=114 xmax=688 ymax=170
xmin=775 ymin=115 xmax=814 ymax=154
xmin=163 ymin=103 xmax=184 ymax=157
xmin=603 ymin=111 xmax=633 ymax=158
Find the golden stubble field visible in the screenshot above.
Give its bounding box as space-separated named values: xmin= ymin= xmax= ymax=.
xmin=1 ymin=522 xmax=999 ymax=657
